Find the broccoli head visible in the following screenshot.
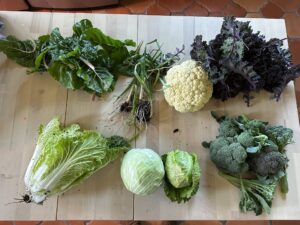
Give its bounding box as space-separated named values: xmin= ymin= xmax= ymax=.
xmin=218 ymin=118 xmax=240 ymax=137
xmin=263 ymin=139 xmax=279 ymax=152
xmin=248 ymin=151 xmax=288 ymax=178
xmin=237 ymin=131 xmax=254 ymax=147
xmin=265 ymin=126 xmax=293 ymax=151
xmin=237 ymin=131 xmax=269 ymax=153
xmin=209 ymin=139 xmax=248 ymax=175
xmin=236 ymin=115 xmax=268 ymax=134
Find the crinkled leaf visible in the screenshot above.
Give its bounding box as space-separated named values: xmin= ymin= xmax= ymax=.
xmin=163 ymin=153 xmax=201 ymax=203
xmin=24 ymin=118 xmax=130 ymax=204
xmin=48 ymin=60 xmax=84 ymax=89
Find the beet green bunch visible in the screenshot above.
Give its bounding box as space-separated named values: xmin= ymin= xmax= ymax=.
xmin=203 ymin=112 xmax=294 ymax=215
xmin=191 ymin=17 xmax=300 ymax=105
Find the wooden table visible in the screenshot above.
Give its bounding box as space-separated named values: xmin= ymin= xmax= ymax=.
xmin=0 ymin=11 xmax=300 ymax=220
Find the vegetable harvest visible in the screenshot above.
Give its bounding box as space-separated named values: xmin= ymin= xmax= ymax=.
xmin=203 ymin=112 xmax=293 ymax=215
xmin=120 ymin=148 xmax=165 ymax=195
xmin=163 ymin=60 xmax=213 ymax=113
xmin=23 ymin=118 xmax=130 ymax=204
xmin=190 ymin=16 xmax=300 ymax=105
xmin=120 ymin=148 xmax=201 ymax=203
xmin=0 ymin=19 xmax=136 ymax=95
xmin=162 ymin=150 xmax=201 ymax=203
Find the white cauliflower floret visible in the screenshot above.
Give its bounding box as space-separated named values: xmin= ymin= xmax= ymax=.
xmin=163 ymin=60 xmax=213 ymax=113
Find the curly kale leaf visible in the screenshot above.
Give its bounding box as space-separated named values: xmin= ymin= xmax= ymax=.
xmin=190 ymin=16 xmax=300 ymax=104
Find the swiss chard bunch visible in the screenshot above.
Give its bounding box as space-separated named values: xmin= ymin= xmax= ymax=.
xmin=203 ymin=112 xmax=294 ymax=215
xmin=0 ymin=19 xmax=136 ymax=95
xmin=190 ymin=17 xmax=300 ymax=105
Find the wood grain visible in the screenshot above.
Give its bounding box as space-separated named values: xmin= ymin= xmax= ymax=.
xmin=0 ymin=11 xmax=67 ymax=220
xmin=0 ymin=11 xmax=299 ymax=220
xmin=56 ymin=13 xmax=137 ymax=220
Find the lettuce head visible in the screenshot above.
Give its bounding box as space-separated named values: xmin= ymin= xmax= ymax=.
xmin=24 ymin=118 xmax=130 ymax=204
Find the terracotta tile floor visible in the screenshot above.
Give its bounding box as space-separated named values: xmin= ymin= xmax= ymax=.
xmin=1 ymin=0 xmax=300 ymax=224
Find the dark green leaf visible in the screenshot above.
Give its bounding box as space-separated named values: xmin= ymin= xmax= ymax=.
xmin=73 ymin=19 xmax=93 ymax=37
xmin=0 ymin=35 xmax=38 ymax=67
xmin=48 ymin=60 xmax=84 ymax=89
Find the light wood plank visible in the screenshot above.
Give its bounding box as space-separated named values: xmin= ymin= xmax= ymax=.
xmin=56 ymin=13 xmax=138 ymax=220
xmin=0 ymin=11 xmax=68 ymax=220
xmin=134 ymin=15 xmax=224 ymax=220
xmin=0 ymin=12 xmax=299 ymax=220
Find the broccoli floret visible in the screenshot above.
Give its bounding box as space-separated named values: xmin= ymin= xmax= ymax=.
xmin=211 ymin=111 xmax=240 ymax=137
xmin=265 ymin=126 xmax=293 ymax=151
xmin=248 ymin=151 xmax=288 ymax=177
xmin=263 ymin=139 xmax=279 ymax=152
xmin=237 ymin=131 xmax=269 ymax=153
xmin=218 ymin=118 xmax=240 ymax=137
xmin=209 ymin=141 xmax=248 ymax=175
xmin=236 ymin=115 xmax=268 ymax=134
xmin=237 ymin=131 xmax=254 ymax=147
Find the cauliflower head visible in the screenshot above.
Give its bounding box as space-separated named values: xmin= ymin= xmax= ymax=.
xmin=163 ymin=60 xmax=213 ymax=112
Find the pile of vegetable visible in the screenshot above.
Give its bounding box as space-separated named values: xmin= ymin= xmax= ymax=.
xmin=0 ymin=19 xmax=181 ymax=127
xmin=190 ymin=16 xmax=300 ymax=105
xmin=119 ymin=41 xmax=183 ymax=124
xmin=0 ymin=19 xmax=136 ymax=95
xmin=120 ymin=148 xmax=201 ymax=203
xmin=203 ymin=112 xmax=293 ymax=215
xmin=23 ymin=118 xmax=130 ymax=204
xmin=163 ymin=60 xmax=213 ymax=113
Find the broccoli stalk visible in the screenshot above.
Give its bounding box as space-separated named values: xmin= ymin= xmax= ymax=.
xmin=219 ymin=172 xmax=277 ymax=215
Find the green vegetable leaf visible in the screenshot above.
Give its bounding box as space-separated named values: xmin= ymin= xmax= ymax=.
xmin=0 ymin=36 xmax=38 ymax=67
xmin=24 ymin=118 xmax=130 ymax=204
xmin=48 ymin=60 xmax=84 ymax=90
xmin=77 ymin=66 xmax=115 ymax=93
xmin=163 ymin=152 xmax=201 ymax=203
xmin=73 ymin=19 xmax=93 ymax=37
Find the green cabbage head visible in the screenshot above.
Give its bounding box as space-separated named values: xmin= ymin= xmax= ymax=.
xmin=163 ymin=149 xmax=201 ymax=203
xmin=121 ymin=148 xmax=165 ymax=195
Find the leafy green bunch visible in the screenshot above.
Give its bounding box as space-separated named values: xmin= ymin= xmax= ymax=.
xmin=0 ymin=19 xmax=135 ymax=94
xmin=190 ymin=16 xmax=300 ymax=105
xmin=203 ymin=112 xmax=293 ymax=215
xmin=119 ymin=41 xmax=183 ymax=125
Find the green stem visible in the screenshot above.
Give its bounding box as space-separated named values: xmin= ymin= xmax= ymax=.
xmin=280 ymin=174 xmax=289 ymax=194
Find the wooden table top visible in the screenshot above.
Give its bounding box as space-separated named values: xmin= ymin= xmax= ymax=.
xmin=0 ymin=11 xmax=299 ymax=220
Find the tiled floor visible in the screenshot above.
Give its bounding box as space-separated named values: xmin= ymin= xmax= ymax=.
xmin=0 ymin=0 xmax=300 ymax=224
xmin=1 ymin=221 xmax=300 ymax=225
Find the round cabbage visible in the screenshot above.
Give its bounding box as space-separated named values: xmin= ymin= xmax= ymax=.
xmin=121 ymin=148 xmax=164 ymax=195
xmin=165 ymin=150 xmax=193 ymax=188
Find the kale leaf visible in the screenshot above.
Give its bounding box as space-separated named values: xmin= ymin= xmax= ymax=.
xmin=191 ymin=16 xmax=300 ymax=105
